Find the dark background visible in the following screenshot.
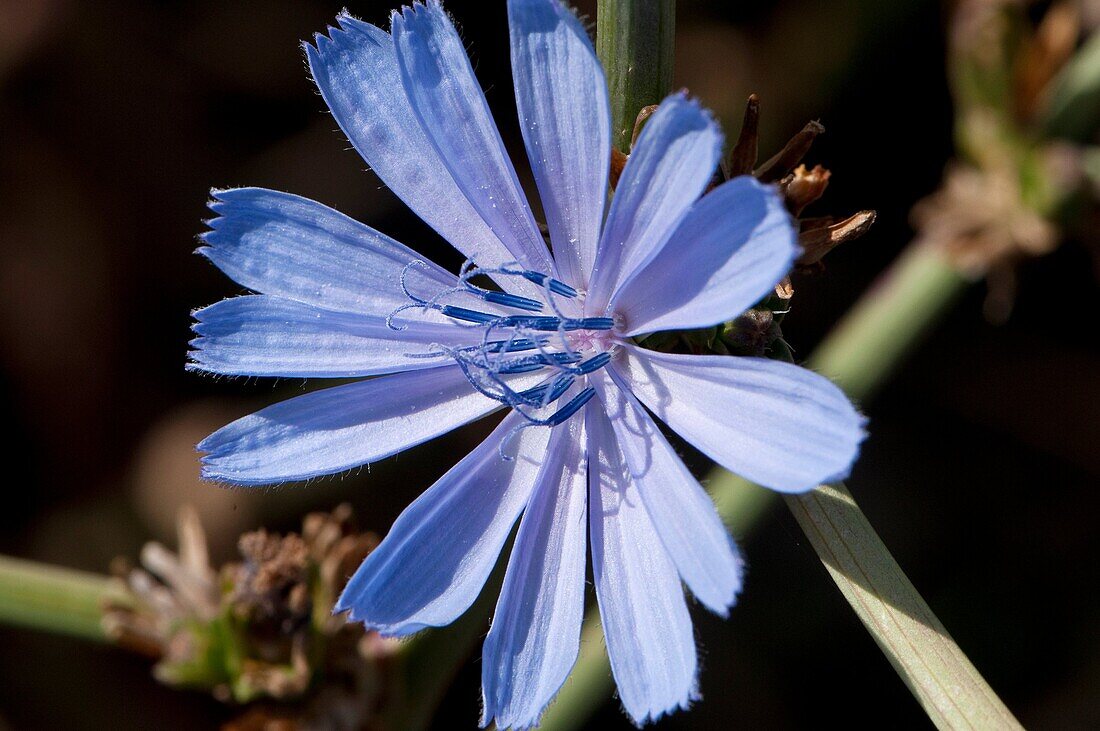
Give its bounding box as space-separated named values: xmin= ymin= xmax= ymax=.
xmin=0 ymin=0 xmax=1096 ymax=728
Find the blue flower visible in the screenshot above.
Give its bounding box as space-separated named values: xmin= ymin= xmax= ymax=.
xmin=191 ymin=1 xmax=865 ymax=727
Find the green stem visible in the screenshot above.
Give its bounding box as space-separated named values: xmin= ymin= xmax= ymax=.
xmin=784 ymin=483 xmax=1022 ymax=729
xmin=540 ymin=244 xmax=1005 ymax=729
xmin=596 ymin=0 xmax=676 ymax=151
xmin=0 ymin=555 xmax=125 ymax=641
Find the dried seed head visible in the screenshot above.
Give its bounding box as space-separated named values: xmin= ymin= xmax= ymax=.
xmin=720 ymin=308 xmax=780 ymax=358
xmin=912 ymin=163 xmax=1058 ymax=276
xmin=103 ymin=505 xmax=390 ymax=727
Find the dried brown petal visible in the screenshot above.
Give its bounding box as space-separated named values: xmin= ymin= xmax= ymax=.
xmin=774 ymin=277 xmax=794 ymax=303
xmin=783 ymin=164 xmax=832 ymax=215
xmin=756 ymin=120 xmax=824 ymax=182
xmin=609 ymin=148 xmax=628 ymax=190
xmin=728 ymin=94 xmax=760 ymax=177
xmin=1014 ymin=1 xmax=1080 ymax=121
xmin=630 ymin=104 xmax=660 ymax=150
xmin=798 ymin=210 xmax=876 ymax=266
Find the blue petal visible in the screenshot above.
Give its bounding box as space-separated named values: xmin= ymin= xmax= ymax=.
xmin=306 ymin=16 xmax=530 ymax=281
xmin=390 ymin=2 xmax=554 ymax=279
xmin=612 ymin=176 xmax=797 ymax=336
xmin=189 ymin=295 xmax=480 ymax=378
xmin=591 ymin=372 xmax=743 ymax=615
xmin=586 ymin=402 xmax=697 ymax=725
xmin=586 ymin=93 xmax=722 ymax=313
xmin=482 ymin=419 xmax=587 ymax=729
xmin=508 ymin=0 xmax=610 ymax=290
xmin=198 ymin=365 xmax=504 ymax=485
xmin=199 ymin=188 xmax=456 ymax=316
xmin=336 ymin=411 xmax=552 ymax=635
xmin=614 ymin=345 xmax=866 ymax=493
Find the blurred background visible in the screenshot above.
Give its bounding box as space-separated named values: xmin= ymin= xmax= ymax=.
xmin=0 ymin=0 xmax=1096 ymax=728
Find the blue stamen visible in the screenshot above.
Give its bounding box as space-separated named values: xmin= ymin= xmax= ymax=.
xmin=439 ymin=305 xmax=499 ymax=324
xmin=480 ymin=290 xmax=544 ymax=312
xmin=391 ymin=260 xmax=615 ymax=433
xmin=520 ymin=271 xmax=578 ymax=298
xmin=496 ymin=352 xmax=582 ymax=374
xmin=545 ymin=387 xmax=596 ymax=426
xmin=497 ymin=316 xmax=615 ymax=331
xmin=483 ymin=338 xmax=545 ymax=353
xmin=573 ymin=317 xmax=615 ymax=330
xmin=518 ymin=375 xmax=575 ymax=406
xmin=572 ymin=352 xmax=612 ymax=375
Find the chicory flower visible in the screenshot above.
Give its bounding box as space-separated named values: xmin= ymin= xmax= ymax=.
xmin=191 ymin=0 xmax=865 ymax=726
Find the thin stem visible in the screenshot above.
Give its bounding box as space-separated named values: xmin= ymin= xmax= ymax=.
xmin=596 ymin=0 xmax=676 ymax=151
xmin=378 ymin=532 xmax=513 ymax=731
xmin=540 ymin=470 xmax=774 ymax=731
xmin=808 ymin=245 xmax=970 ymax=402
xmin=0 ymin=555 xmax=126 ymax=641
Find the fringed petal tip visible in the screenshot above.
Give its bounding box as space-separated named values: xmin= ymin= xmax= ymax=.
xmin=789 ymin=399 xmax=868 ymax=493
xmin=479 ymin=695 xmax=554 ymax=731
xmin=193 ymin=189 xmax=231 ymax=253
xmin=204 ymin=186 xmax=247 ymax=215
xmin=195 ymin=462 xmax=253 ymax=488
xmin=332 ymin=594 xmax=437 ymax=639
xmin=813 ymin=411 xmax=869 ymax=488
xmin=304 ymin=11 xmax=381 ymax=62
xmin=479 ymin=709 xmax=546 ymax=731
xmin=182 ymin=357 xmax=208 ymax=375
xmin=624 ymin=687 xmax=700 ymax=729
xmin=659 ymin=89 xmax=721 ymax=132
xmin=700 ymin=544 xmax=746 ymax=619
xmin=390 ymin=1 xmax=436 ymax=28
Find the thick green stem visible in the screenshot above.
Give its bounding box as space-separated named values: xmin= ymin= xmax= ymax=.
xmin=596 ymin=0 xmax=676 ymax=151
xmin=540 ymin=244 xmax=1005 ymax=729
xmin=0 ymin=555 xmax=125 ymax=641
xmin=784 ymin=483 xmax=1022 ymax=729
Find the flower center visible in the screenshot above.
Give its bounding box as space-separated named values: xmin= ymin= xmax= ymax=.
xmin=389 ymin=261 xmax=617 ymax=431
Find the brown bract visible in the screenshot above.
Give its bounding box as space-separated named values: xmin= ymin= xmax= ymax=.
xmin=622 ymin=94 xmax=876 ymax=359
